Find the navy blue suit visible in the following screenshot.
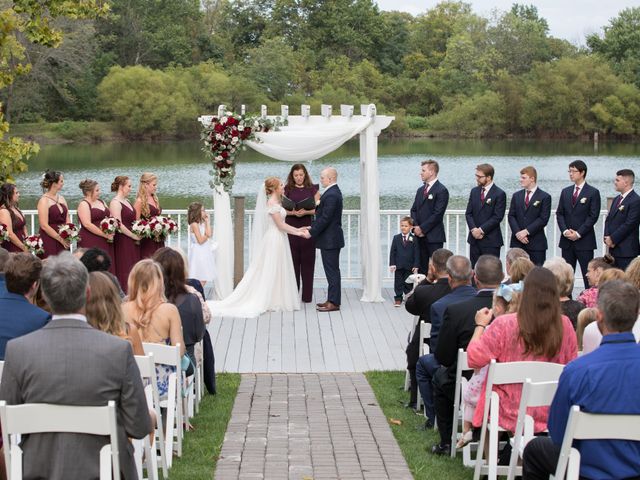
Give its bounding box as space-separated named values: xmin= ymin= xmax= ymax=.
xmin=465 ymin=184 xmax=507 ymax=266
xmin=508 ymin=188 xmax=552 ymax=265
xmin=310 ymin=184 xmax=344 ymax=306
xmin=605 ymin=190 xmax=640 ymax=270
xmin=389 ymin=232 xmax=420 ymax=300
xmin=556 ymin=183 xmax=601 ymax=288
xmin=0 ymin=292 xmax=50 ymax=359
xmin=0 ymin=273 xmax=5 ymax=295
xmin=410 ymin=180 xmax=449 ymax=273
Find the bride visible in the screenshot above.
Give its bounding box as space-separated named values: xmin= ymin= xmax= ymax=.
xmin=209 ymin=177 xmax=310 ymax=318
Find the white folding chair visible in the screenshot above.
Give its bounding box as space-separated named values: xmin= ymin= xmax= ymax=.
xmin=404 ymin=316 xmax=421 ymax=392
xmin=142 ymin=342 xmax=183 ymax=467
xmin=0 ymin=400 xmax=119 ymax=480
xmin=194 ymin=339 xmax=204 ymax=412
xmin=134 ymin=353 xmax=168 ymax=479
xmin=451 ymin=349 xmax=477 ymax=466
xmin=473 ymin=360 xmax=565 ymax=480
xmin=416 ymin=321 xmax=431 ymax=411
xmin=551 ymin=406 xmax=640 ymax=480
xmin=506 ymin=379 xmax=559 ymax=480
xmin=0 ymin=360 xmax=5 ymax=380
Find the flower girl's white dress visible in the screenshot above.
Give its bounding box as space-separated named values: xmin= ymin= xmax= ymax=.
xmin=208 ymin=205 xmax=300 ymax=317
xmin=188 ymin=222 xmax=217 ymax=283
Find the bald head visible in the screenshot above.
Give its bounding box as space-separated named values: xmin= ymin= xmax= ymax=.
xmin=320 ymin=167 xmax=338 ymax=187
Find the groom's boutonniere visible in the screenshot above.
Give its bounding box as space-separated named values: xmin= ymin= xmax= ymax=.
xmin=580 ymin=197 xmax=587 ymax=204
xmin=427 ymin=194 xmax=434 ymax=200
xmin=408 ymin=236 xmax=414 ymax=242
xmin=533 ymin=200 xmax=541 ymax=207
xmin=315 ymin=199 xmax=321 ymax=206
xmin=485 ymin=198 xmax=492 ymax=205
xmin=619 ymin=204 xmax=625 ymax=212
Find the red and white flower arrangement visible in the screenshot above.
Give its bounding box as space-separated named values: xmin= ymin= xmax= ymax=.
xmin=58 ymin=223 xmax=81 ymax=244
xmin=0 ymin=223 xmax=8 ymax=242
xmin=24 ymin=234 xmax=44 ymax=255
xmin=131 ymin=219 xmax=151 ymax=239
xmin=100 ymin=217 xmax=120 ymax=242
xmin=148 ymin=215 xmax=178 ymax=242
xmin=201 ymin=112 xmax=285 ymax=193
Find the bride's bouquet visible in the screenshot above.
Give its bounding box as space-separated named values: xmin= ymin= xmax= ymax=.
xmin=24 ymin=234 xmax=44 ymax=256
xmin=100 ymin=216 xmax=120 ymax=242
xmin=0 ymin=223 xmax=8 ymax=242
xmin=58 ymin=223 xmax=81 ymax=244
xmin=149 ymin=215 xmax=178 ymax=242
xmin=131 ymin=219 xmax=151 ymax=239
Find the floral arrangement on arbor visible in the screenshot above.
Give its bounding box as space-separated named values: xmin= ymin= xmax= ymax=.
xmin=0 ymin=223 xmax=8 ymax=242
xmin=24 ymin=234 xmax=44 ymax=255
xmin=201 ymin=112 xmax=285 ymax=193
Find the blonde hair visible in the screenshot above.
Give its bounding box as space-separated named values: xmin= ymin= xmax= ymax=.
xmin=136 ymin=172 xmax=159 ymax=218
xmin=264 ymin=177 xmax=281 ymax=197
xmin=576 ymin=307 xmax=598 ymax=350
xmin=543 ymin=257 xmax=575 ymax=297
xmin=625 ymin=257 xmax=640 ymax=290
xmin=127 ymin=259 xmax=166 ymax=328
xmin=86 ymin=271 xmax=126 ymax=337
xmin=509 ymin=257 xmax=535 ymax=284
xmin=598 ymin=268 xmax=625 ymax=286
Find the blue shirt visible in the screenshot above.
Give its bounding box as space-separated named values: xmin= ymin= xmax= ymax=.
xmin=548 ymin=332 xmax=640 ymax=479
xmin=0 ymin=292 xmax=50 ymax=359
xmin=429 ymin=284 xmax=476 ymax=352
xmin=0 ymin=273 xmax=6 ymax=295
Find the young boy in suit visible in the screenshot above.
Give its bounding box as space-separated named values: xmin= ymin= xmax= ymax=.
xmin=390 ymin=216 xmax=420 ymax=306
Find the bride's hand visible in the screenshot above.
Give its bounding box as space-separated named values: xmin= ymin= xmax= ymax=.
xmin=298 ymin=229 xmax=311 ymax=239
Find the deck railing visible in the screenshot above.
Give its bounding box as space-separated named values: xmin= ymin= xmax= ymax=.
xmin=19 ymin=209 xmax=609 ymax=284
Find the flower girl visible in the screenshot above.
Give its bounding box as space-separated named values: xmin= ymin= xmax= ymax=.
xmin=187 ymin=202 xmax=217 ymax=287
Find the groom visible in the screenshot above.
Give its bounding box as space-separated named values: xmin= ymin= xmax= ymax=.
xmin=310 ymin=167 xmax=344 ymax=312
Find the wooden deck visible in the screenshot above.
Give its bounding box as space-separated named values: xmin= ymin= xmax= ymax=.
xmin=208 ymin=288 xmax=413 ymax=373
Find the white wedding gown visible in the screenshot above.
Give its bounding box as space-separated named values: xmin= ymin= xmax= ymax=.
xmin=208 ymin=204 xmax=300 ymax=317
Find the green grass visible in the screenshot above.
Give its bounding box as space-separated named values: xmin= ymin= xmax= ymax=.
xmin=168 ymin=373 xmax=241 ymax=479
xmin=365 ymin=371 xmax=473 ymax=480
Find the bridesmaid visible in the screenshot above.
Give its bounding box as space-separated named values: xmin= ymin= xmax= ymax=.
xmin=109 ymin=176 xmax=141 ymax=293
xmin=284 ymin=164 xmax=320 ymax=303
xmin=37 ymin=170 xmax=70 ymax=258
xmin=77 ymin=179 xmax=116 ymax=274
xmin=134 ymin=172 xmax=163 ymax=259
xmin=0 ymin=183 xmax=28 ymax=253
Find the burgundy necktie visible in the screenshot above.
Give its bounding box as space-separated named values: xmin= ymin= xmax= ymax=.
xmin=615 ymin=195 xmax=623 ymax=210
xmin=423 ymin=183 xmax=430 ymax=198
xmin=524 ymin=190 xmax=531 ymax=208
xmin=402 ymin=235 xmax=407 ymax=246
xmin=571 ymin=186 xmax=580 ymax=206
xmin=480 ymin=187 xmax=486 ymax=204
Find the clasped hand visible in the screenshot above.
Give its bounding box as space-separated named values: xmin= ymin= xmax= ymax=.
xmin=298 ymin=228 xmax=311 ymax=239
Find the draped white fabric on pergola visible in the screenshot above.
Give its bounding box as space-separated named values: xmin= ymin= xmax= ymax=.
xmin=198 ymin=104 xmax=394 ymax=303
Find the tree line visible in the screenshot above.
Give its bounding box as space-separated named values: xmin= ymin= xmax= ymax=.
xmin=3 ymin=1 xmax=640 ymax=139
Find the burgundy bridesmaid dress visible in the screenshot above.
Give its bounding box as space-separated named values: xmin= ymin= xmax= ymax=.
xmin=77 ymin=200 xmax=116 ymax=274
xmin=284 ymin=184 xmax=319 ymax=303
xmin=40 ymin=202 xmax=69 ymax=259
xmin=114 ymin=201 xmax=141 ymax=293
xmin=0 ymin=208 xmax=26 ymax=253
xmin=139 ymin=203 xmax=164 ymax=259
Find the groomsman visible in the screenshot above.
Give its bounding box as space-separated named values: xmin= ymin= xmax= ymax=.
xmin=464 ymin=163 xmax=507 ymax=267
xmin=508 ymin=166 xmax=552 ymax=266
xmin=604 ymin=169 xmax=640 ymax=270
xmin=556 ymin=160 xmax=601 ymax=288
xmin=410 ymin=160 xmax=449 ymax=273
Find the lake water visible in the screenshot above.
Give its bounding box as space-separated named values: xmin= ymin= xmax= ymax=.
xmin=12 ymin=138 xmax=640 ymax=211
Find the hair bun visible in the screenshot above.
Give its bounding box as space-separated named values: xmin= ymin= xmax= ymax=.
xmin=604 ymin=253 xmax=615 ymax=265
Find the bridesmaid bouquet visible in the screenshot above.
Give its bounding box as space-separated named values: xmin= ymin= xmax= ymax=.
xmin=0 ymin=223 xmax=8 ymax=242
xmin=131 ymin=219 xmax=151 ymax=239
xmin=24 ymin=234 xmax=44 ymax=255
xmin=100 ymin=217 xmax=120 ymax=242
xmin=58 ymin=223 xmax=81 ymax=244
xmin=149 ymin=215 xmax=178 ymax=242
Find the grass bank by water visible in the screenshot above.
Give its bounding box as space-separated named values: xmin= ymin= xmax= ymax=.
xmin=365 ymin=371 xmax=472 ymax=480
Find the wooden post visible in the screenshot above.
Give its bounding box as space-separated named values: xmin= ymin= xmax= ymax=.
xmin=594 ymin=131 xmax=599 ymax=152
xmin=233 ymin=195 xmax=245 ymax=286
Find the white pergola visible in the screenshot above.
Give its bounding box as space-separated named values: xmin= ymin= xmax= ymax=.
xmin=198 ymin=103 xmax=394 ymax=303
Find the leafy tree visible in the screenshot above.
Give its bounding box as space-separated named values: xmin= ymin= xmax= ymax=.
xmin=591 ymin=84 xmax=640 ymax=135
xmin=587 ymin=7 xmax=640 ymax=87
xmin=427 ymin=90 xmax=507 ymax=136
xmin=241 ymin=37 xmax=299 ymax=101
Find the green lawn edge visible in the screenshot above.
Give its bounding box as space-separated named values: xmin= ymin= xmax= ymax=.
xmin=169 ymin=372 xmax=241 ymax=479
xmin=365 ymin=371 xmax=473 ymax=480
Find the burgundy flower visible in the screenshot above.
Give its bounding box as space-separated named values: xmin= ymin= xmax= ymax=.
xmin=221 ymin=151 xmax=229 ymax=159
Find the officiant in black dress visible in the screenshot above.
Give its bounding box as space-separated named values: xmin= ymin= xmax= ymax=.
xmin=284 ymin=164 xmax=321 ymax=303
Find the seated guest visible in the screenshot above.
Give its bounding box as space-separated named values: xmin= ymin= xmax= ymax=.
xmin=576 ymin=307 xmax=598 ymax=352
xmin=468 ymin=267 xmax=577 ymax=436
xmin=404 ymin=248 xmax=453 ymax=408
xmin=0 ymin=253 xmax=50 ymax=359
xmin=577 ymin=254 xmax=615 ymax=307
xmin=0 ymin=247 xmax=8 ymax=294
xmin=523 ymin=280 xmax=640 ymax=480
xmin=507 ymin=257 xmax=534 ymax=284
xmin=543 ymin=257 xmax=585 ymax=329
xmin=80 ymin=247 xmax=124 ymax=298
xmin=122 ymin=259 xmax=184 ymax=399
xmin=429 ymin=254 xmax=504 ymax=455
xmin=416 ymin=255 xmax=476 ymax=428
xmin=625 ymin=256 xmax=640 ymax=290
xmin=86 ymin=271 xmax=144 ymax=355
xmin=152 ymin=248 xmax=205 ymax=376
xmin=0 ymin=252 xmax=150 ymax=479
xmin=504 ymin=247 xmax=530 ymax=283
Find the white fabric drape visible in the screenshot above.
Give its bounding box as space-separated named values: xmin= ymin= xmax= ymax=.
xmin=212 ymin=186 xmax=233 ymax=299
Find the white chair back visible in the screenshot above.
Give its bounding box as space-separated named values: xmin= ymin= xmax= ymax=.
xmin=404 ymin=316 xmax=421 ymax=392
xmin=506 ymin=379 xmax=559 ymax=480
xmin=415 ymin=322 xmax=432 ymax=412
xmin=473 ymin=360 xmax=565 ymax=480
xmin=552 ymin=406 xmax=640 ymax=480
xmin=0 ymin=360 xmax=4 ymax=380
xmin=0 ymin=400 xmax=119 ymax=480
xmin=451 ymin=349 xmax=475 ymax=464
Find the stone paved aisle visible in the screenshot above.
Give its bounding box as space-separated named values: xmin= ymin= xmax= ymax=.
xmin=215 ymin=373 xmax=414 ymax=480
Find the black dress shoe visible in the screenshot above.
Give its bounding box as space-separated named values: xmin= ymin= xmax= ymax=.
xmin=431 ymin=443 xmax=451 ymax=456
xmin=416 ymin=419 xmax=434 ymax=431
xmin=404 ymin=401 xmax=417 ymax=410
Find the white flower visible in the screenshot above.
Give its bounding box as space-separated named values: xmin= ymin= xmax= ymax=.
xmin=408 ymin=236 xmax=414 ymax=242
xmin=238 ymin=125 xmax=244 ymax=132
xmin=619 ymin=205 xmax=625 ymax=212
xmin=220 ymin=116 xmax=228 ymax=125
xmin=486 ymin=198 xmax=492 ymax=204
xmin=254 ymin=121 xmax=259 ymax=128
xmin=428 ymin=194 xmax=434 ymax=200
xmin=215 ymin=134 xmax=223 ymax=140
xmin=580 ymin=197 xmax=587 ymax=204
xmin=231 ymin=137 xmax=238 ymax=144
xmin=215 ymin=155 xmax=223 ymax=161
xmin=533 ymin=200 xmax=541 ymax=207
